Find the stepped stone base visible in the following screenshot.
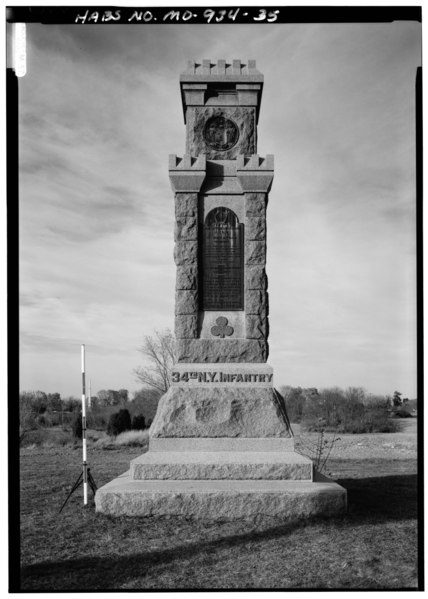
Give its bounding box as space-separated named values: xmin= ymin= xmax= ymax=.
xmin=95 ymin=474 xmax=347 ymax=520
xmin=95 ymin=377 xmax=347 ymax=520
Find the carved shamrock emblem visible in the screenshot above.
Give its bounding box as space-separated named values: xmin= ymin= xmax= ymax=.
xmin=211 ymin=316 xmax=234 ymax=338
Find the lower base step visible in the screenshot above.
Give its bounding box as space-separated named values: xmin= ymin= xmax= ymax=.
xmin=95 ymin=472 xmax=347 ymax=520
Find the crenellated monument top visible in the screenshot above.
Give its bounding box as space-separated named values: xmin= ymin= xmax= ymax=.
xmin=180 ymin=59 xmax=263 ymax=82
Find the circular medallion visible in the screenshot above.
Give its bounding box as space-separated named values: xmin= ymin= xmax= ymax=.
xmin=204 ymin=116 xmax=239 ymax=151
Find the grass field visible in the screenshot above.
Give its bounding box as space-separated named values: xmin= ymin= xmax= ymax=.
xmin=17 ymin=421 xmax=420 ymax=590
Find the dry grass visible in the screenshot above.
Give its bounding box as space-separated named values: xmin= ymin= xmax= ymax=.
xmin=16 ymin=432 xmax=420 ymax=591
xmin=20 ymin=426 xmax=150 ymax=449
xmin=20 ymin=427 xmax=73 ymax=447
xmin=94 ymin=430 xmax=149 ymax=449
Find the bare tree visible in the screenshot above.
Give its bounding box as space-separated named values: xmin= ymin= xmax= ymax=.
xmin=95 ymin=389 xmax=129 ymax=407
xmin=134 ymin=329 xmax=176 ymax=394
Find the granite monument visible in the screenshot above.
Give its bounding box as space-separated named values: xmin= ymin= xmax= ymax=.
xmin=96 ymin=60 xmax=347 ymax=519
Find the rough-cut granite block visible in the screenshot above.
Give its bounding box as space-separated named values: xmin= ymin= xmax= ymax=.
xmin=246 ymin=217 xmax=266 ymax=240
xmin=174 ymin=241 xmax=198 ymax=266
xmin=245 ymin=192 xmax=266 ymax=217
xmin=149 ymin=437 xmax=295 ymax=453
xmin=245 ymin=265 xmax=267 ymax=290
xmin=245 ymin=240 xmax=266 ymax=265
xmin=150 ymin=386 xmax=291 ymax=438
xmin=177 ymin=338 xmax=268 ymax=363
xmin=246 ymin=290 xmax=267 ymax=315
xmin=175 ymin=193 xmax=198 ymax=217
xmin=175 ymin=315 xmax=199 ymax=339
xmin=175 ymin=216 xmax=198 ymax=241
xmin=176 ymin=266 xmax=198 ymax=290
xmin=246 ymin=314 xmax=268 ymax=339
xmin=175 ymin=290 xmax=199 ymax=315
xmin=95 ymin=477 xmax=347 ymax=520
xmin=130 ymin=451 xmax=312 ymax=481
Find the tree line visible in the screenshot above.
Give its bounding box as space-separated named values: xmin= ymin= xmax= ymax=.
xmin=280 ymin=386 xmax=414 ymax=433
xmin=19 ymin=330 xmax=415 ymax=438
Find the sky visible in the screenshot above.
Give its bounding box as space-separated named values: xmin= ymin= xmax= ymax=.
xmin=17 ymin=17 xmax=421 ymax=399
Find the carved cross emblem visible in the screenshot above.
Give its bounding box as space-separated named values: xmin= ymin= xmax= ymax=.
xmin=204 ymin=116 xmax=239 ymax=151
xmin=211 ymin=316 xmax=234 ymax=338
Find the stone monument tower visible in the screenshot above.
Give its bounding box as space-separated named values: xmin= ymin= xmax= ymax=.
xmin=96 ymin=60 xmax=347 ymax=519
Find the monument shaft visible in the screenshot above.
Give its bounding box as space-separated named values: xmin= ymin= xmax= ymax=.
xmin=171 ymin=60 xmax=272 ymax=363
xmin=149 ymin=59 xmax=289 ymax=441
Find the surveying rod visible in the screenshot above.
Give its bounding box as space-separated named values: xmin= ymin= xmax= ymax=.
xmin=81 ymin=344 xmax=88 ymax=505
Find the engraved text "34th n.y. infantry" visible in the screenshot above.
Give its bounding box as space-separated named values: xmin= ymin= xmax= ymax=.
xmin=171 ymin=371 xmax=274 ymax=383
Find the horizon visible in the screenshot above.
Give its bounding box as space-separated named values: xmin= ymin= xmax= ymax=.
xmin=20 ymin=386 xmax=418 ymax=402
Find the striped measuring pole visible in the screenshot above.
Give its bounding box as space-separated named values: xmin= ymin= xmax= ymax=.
xmin=81 ymin=344 xmax=88 ymax=505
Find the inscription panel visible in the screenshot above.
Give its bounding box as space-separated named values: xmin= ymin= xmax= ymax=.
xmin=202 ymin=207 xmax=244 ymax=310
xmin=171 ymin=363 xmax=274 ymax=387
xmin=172 ymin=370 xmax=273 ymax=384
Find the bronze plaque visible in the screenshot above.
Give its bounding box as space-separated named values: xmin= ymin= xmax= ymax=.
xmin=204 ymin=116 xmax=239 ymax=152
xmin=202 ymin=207 xmax=244 ymax=310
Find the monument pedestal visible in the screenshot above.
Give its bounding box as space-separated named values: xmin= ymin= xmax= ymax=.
xmin=96 ymin=364 xmax=347 ymax=520
xmin=95 ymin=446 xmax=346 ymax=520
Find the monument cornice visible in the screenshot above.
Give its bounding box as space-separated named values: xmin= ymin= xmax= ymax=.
xmin=169 ymin=154 xmax=207 ymax=193
xmin=180 ymin=60 xmax=263 ymax=124
xmin=236 ymin=154 xmax=274 ymax=193
xmin=180 ymin=59 xmax=264 ymax=82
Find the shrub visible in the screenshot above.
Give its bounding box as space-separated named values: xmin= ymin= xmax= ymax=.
xmin=392 ymin=406 xmax=413 ymax=418
xmin=362 ymin=401 xmax=400 ymax=431
xmin=301 ymin=387 xmax=397 ymax=434
xmin=86 ymin=429 xmax=104 ymax=442
xmin=36 ymin=413 xmax=53 ymax=428
xmin=36 ymin=414 xmax=47 ymax=427
xmin=20 ymin=428 xmax=72 ymax=447
xmin=281 ymin=387 xmax=319 ymax=423
xmin=107 ymin=409 xmax=131 ymax=437
xmin=72 ymin=413 xmax=83 ymax=439
xmin=49 ymin=411 xmax=63 ymax=427
xmin=19 ymin=393 xmax=38 ymax=433
xmin=62 ymin=396 xmax=81 ymax=412
xmin=297 ymin=430 xmax=341 ymax=474
xmin=302 ymin=388 xmax=347 ymax=431
xmin=86 ymin=405 xmax=118 ymax=431
xmin=131 ymin=388 xmax=162 ymax=421
xmin=114 ymin=430 xmax=149 ymax=447
xmin=20 ymin=429 xmax=48 ymax=447
xmin=132 ymin=414 xmax=146 ymax=430
xmin=281 ymin=387 xmax=306 ymax=423
xmin=94 ymin=429 xmax=149 ymax=449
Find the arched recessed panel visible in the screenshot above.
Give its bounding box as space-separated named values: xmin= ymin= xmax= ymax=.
xmin=201 ymin=207 xmax=244 ymax=311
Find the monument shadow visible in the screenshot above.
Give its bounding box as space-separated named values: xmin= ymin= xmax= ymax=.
xmin=21 ymin=471 xmax=417 ymax=591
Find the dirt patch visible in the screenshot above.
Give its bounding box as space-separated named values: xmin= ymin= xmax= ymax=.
xmin=292 ymin=419 xmax=418 ymax=460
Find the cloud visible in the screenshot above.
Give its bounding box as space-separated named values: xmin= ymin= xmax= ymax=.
xmin=18 ymin=21 xmax=420 ymax=397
